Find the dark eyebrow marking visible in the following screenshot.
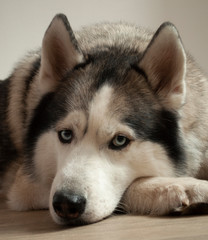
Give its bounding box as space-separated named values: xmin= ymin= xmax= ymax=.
xmin=131 ymin=64 xmax=148 ymax=80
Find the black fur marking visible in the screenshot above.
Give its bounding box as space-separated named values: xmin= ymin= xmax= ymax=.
xmin=97 ymin=65 xmax=119 ymax=89
xmin=26 ymin=93 xmax=55 ymax=143
xmin=150 ymin=110 xmax=185 ymax=162
xmin=124 ymin=109 xmax=186 ymax=166
xmin=62 ymin=54 xmax=92 ymax=82
xmin=0 ymin=79 xmax=19 ymax=179
xmin=24 ymin=92 xmax=67 ymax=174
xmin=131 ymin=65 xmax=148 ymax=81
xmin=89 ymin=47 xmax=140 ymax=90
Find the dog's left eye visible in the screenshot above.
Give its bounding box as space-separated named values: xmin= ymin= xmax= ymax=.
xmin=58 ymin=130 xmax=73 ymax=144
xmin=109 ymin=134 xmax=130 ymax=150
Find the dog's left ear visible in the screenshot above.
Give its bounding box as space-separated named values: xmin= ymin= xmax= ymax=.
xmin=40 ymin=14 xmax=85 ymax=93
xmin=139 ymin=22 xmax=186 ymax=110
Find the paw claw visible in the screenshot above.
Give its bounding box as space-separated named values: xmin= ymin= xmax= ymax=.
xmin=182 ymin=198 xmax=189 ymax=207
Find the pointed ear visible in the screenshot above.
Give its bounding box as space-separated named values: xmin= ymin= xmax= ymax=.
xmin=139 ymin=22 xmax=186 ymax=110
xmin=39 ymin=14 xmax=85 ymax=93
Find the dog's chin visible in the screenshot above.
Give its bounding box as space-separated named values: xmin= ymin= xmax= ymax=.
xmin=50 ymin=208 xmax=111 ymax=226
xmin=52 ymin=215 xmax=90 ymax=226
xmin=51 ymin=214 xmax=109 ymax=226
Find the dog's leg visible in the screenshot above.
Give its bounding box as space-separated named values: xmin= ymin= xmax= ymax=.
xmin=122 ymin=177 xmax=208 ymax=215
xmin=7 ymin=167 xmax=50 ymax=211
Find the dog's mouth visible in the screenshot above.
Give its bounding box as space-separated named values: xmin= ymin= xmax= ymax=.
xmin=51 ymin=190 xmax=128 ymax=226
xmin=53 ymin=210 xmax=112 ymax=226
xmin=55 ymin=215 xmax=90 ymax=226
xmin=51 ymin=189 xmax=117 ymax=226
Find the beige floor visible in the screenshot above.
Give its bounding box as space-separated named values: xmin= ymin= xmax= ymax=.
xmin=1 ymin=197 xmax=208 ymax=240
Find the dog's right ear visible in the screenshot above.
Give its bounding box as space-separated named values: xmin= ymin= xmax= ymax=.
xmin=39 ymin=14 xmax=84 ymax=93
xmin=138 ymin=22 xmax=186 ymax=110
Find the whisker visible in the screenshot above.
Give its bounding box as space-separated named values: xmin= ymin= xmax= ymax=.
xmin=114 ymin=202 xmax=128 ymax=215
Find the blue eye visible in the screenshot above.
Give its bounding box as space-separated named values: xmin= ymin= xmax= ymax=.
xmin=58 ymin=130 xmax=73 ymax=144
xmin=109 ymin=134 xmax=130 ymax=150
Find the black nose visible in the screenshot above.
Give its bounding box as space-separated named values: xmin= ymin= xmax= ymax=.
xmin=53 ymin=191 xmax=86 ymax=220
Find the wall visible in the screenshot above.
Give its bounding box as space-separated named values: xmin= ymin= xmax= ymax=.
xmin=0 ymin=0 xmax=207 ymax=79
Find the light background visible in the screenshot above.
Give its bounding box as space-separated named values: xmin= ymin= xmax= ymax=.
xmin=0 ymin=0 xmax=207 ymax=79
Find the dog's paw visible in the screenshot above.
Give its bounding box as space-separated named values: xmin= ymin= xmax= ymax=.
xmin=122 ymin=177 xmax=208 ymax=216
xmin=149 ymin=183 xmax=189 ymax=215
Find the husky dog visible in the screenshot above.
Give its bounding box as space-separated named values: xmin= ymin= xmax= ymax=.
xmin=1 ymin=13 xmax=208 ymax=225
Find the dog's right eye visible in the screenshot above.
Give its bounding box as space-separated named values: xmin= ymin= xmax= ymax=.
xmin=109 ymin=134 xmax=131 ymax=150
xmin=58 ymin=130 xmax=73 ymax=144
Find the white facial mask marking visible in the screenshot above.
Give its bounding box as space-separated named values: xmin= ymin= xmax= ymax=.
xmin=48 ymin=85 xmax=174 ymax=224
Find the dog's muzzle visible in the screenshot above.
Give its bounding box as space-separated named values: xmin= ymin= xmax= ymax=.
xmin=52 ymin=190 xmax=86 ymax=221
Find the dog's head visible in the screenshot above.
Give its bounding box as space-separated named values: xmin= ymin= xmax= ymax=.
xmin=30 ymin=14 xmax=187 ymax=225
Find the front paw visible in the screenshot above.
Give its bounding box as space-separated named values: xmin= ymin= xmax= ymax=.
xmin=150 ymin=183 xmax=190 ymax=215
xmin=122 ymin=177 xmax=208 ymax=216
